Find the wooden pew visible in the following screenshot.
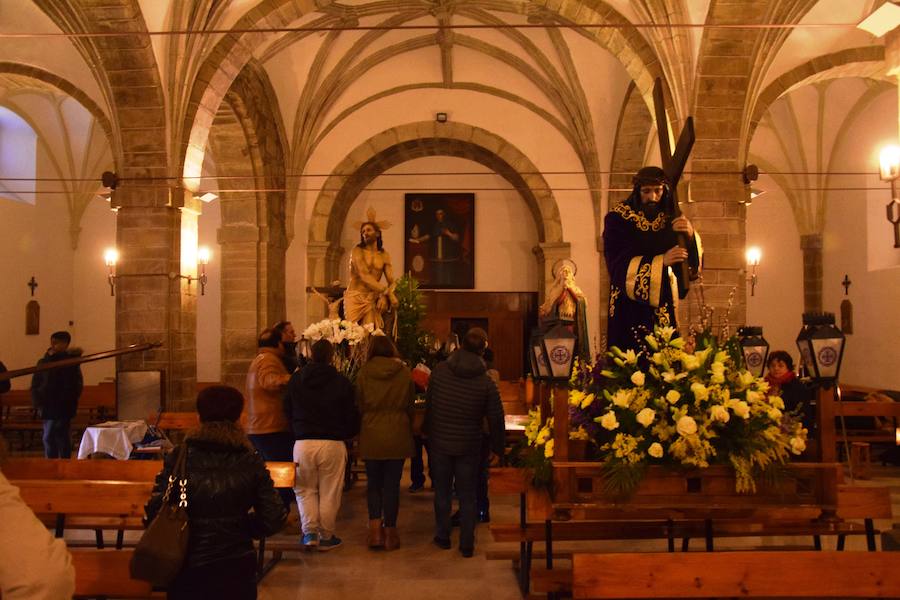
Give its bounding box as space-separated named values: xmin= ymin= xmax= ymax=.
xmin=5 ymin=457 xmax=296 ymax=555
xmin=71 ymin=549 xmax=153 ymax=599
xmin=152 ymin=411 xmax=199 ymax=432
xmin=571 ymin=551 xmax=900 ymax=599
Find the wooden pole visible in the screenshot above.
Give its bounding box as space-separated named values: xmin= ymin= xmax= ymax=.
xmin=0 ymin=343 xmax=162 ymax=381
xmin=815 ymin=383 xmax=839 ymax=521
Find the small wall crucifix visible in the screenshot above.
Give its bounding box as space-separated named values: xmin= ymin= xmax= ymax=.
xmin=27 ymin=276 xmax=38 ymax=296
xmin=840 ymin=274 xmax=853 ymax=334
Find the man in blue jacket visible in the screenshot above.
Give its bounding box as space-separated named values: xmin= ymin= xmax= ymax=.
xmin=425 ymin=327 xmax=504 ymax=557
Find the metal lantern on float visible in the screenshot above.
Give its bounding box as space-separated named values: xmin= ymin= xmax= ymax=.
xmin=529 ymin=328 xmax=551 ymax=380
xmin=540 ymin=321 xmax=577 ymax=382
xmin=737 ymin=326 xmax=769 ymax=378
xmin=795 ymin=312 xmax=845 ymax=383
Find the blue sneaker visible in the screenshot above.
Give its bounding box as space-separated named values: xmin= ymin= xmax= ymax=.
xmin=302 ymin=532 xmax=319 ymax=549
xmin=318 ymin=535 xmax=343 ymax=551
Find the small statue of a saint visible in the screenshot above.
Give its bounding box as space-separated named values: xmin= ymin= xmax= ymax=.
xmin=343 ymin=208 xmax=398 ymax=332
xmin=311 ymin=286 xmax=344 ymax=321
xmin=539 ymin=259 xmax=589 ymax=359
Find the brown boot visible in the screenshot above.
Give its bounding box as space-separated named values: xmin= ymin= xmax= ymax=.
xmin=383 ymin=526 xmax=400 ymax=551
xmin=367 ymin=519 xmax=385 ymax=548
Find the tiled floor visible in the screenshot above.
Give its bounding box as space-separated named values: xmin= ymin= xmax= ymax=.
xmin=257 ymin=464 xmax=900 ymax=599
xmin=257 ymin=469 xmax=523 ymax=600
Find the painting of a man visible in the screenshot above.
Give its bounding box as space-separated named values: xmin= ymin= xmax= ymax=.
xmin=405 ymin=194 xmax=474 ymax=289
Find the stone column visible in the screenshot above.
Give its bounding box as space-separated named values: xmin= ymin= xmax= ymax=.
xmin=113 ymin=186 xmax=197 ymax=410
xmin=800 ymin=233 xmax=823 ymax=312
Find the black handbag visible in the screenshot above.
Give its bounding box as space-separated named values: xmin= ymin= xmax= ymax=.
xmin=130 ymin=443 xmax=190 ymax=587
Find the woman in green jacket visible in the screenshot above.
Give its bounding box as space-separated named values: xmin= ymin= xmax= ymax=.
xmin=355 ymin=335 xmax=416 ymax=550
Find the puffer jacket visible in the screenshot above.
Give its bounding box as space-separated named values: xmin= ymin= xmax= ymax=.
xmin=30 ymin=349 xmax=83 ymax=420
xmin=356 ymin=356 xmax=416 ymax=459
xmin=425 ymin=349 xmax=505 ymax=457
xmin=285 ymin=362 xmax=359 ymax=441
xmin=144 ymin=421 xmax=286 ymax=569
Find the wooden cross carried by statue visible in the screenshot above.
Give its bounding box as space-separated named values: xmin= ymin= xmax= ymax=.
xmin=652 ymin=77 xmax=696 ymax=296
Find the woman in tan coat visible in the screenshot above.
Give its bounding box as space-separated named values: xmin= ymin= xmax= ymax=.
xmin=355 ymin=335 xmax=415 ymax=550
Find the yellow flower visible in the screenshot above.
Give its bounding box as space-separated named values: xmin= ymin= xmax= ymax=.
xmin=769 ymin=396 xmax=785 ymax=410
xmin=569 ymin=389 xmax=586 ymax=407
xmin=682 ymin=354 xmax=701 ymax=371
xmin=790 ymin=437 xmax=806 ymax=455
xmin=544 ymin=439 xmax=555 ymax=458
xmin=580 ymin=393 xmax=596 ymax=410
xmin=656 ymin=326 xmax=676 ymax=342
xmin=648 ymin=442 xmax=664 ymax=458
xmin=709 ymin=404 xmax=730 ymax=423
xmin=569 ymin=427 xmax=590 ymax=441
xmin=690 ymin=382 xmax=709 ymax=402
xmin=767 ymin=407 xmax=782 ymax=421
xmin=630 ymin=371 xmax=646 ymax=387
xmin=596 ymin=412 xmax=619 ymax=430
xmin=666 ymin=390 xmax=681 ymax=404
xmin=728 ymin=399 xmax=751 ymax=419
xmin=611 ymin=389 xmax=633 ymax=408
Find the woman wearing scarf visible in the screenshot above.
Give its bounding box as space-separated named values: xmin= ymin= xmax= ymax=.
xmin=765 ymin=351 xmax=814 ymax=432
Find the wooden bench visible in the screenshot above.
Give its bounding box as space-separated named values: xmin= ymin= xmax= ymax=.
xmin=570 ymin=551 xmax=900 ymax=599
xmin=71 ymin=548 xmax=153 ymax=599
xmin=1 ymin=382 xmax=117 ymax=450
xmin=835 ymin=384 xmax=900 ymax=448
xmin=5 ymin=457 xmax=296 ymax=555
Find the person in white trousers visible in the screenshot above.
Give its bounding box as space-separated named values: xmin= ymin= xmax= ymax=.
xmin=284 ymin=339 xmax=360 ymax=550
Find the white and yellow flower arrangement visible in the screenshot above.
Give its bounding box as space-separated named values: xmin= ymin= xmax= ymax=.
xmin=518 ymin=326 xmax=808 ymax=496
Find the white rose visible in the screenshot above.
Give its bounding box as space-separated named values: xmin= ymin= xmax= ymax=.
xmin=598 ymin=412 xmax=619 ymax=431
xmin=709 ymin=405 xmax=730 ymax=423
xmin=790 ymin=437 xmax=807 ymax=455
xmin=636 ymin=408 xmax=656 ymax=427
xmin=690 ymin=382 xmax=709 ymax=402
xmin=665 ymin=390 xmax=681 ymax=404
xmin=630 ymin=371 xmax=646 ymax=387
xmin=676 ymin=415 xmax=698 ymax=436
xmin=648 ymin=442 xmax=664 ymax=458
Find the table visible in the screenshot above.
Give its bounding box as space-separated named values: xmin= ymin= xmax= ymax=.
xmin=77 ymin=420 xmax=148 ymax=460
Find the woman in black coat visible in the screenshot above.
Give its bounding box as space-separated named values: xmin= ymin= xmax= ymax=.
xmin=145 ymin=386 xmax=286 ymax=600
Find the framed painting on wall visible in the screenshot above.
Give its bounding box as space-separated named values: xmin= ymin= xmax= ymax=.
xmin=404 ymin=193 xmax=475 ymax=289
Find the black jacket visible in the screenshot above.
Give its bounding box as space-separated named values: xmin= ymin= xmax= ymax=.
xmin=425 ymin=350 xmax=505 ymax=457
xmin=285 ymin=362 xmax=359 ymax=441
xmin=0 ymin=361 xmax=10 ymax=395
xmin=144 ymin=422 xmax=286 ymax=569
xmin=30 ymin=349 xmax=83 ymax=420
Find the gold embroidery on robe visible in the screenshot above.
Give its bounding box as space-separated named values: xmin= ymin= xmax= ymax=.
xmin=655 ymin=306 xmax=671 ymax=327
xmin=611 ymin=203 xmax=667 ymax=232
xmin=650 ymin=254 xmax=664 ymax=307
xmin=634 ymin=263 xmax=651 ymax=301
xmin=625 ymin=257 xmax=641 ymax=301
xmin=608 ymin=286 xmax=620 ymax=317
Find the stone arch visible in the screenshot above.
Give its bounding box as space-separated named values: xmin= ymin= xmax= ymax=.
xmin=305 ymin=121 xmax=567 ymax=318
xmin=746 ymin=46 xmax=888 ymax=158
xmin=0 ymin=62 xmax=116 ymax=159
xmin=207 ymin=61 xmax=288 ymax=389
xmin=179 ymin=0 xmax=665 ymax=184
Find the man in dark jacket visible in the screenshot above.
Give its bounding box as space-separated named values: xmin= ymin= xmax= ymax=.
xmin=284 ymin=339 xmax=359 ymax=551
xmin=425 ymin=327 xmax=505 ymax=557
xmin=30 ymin=331 xmax=83 ymax=458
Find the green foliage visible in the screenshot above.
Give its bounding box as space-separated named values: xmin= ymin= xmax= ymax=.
xmin=600 ymin=460 xmax=646 ymax=500
xmin=509 ymin=438 xmax=554 ymax=490
xmin=394 ymin=273 xmax=428 ymax=365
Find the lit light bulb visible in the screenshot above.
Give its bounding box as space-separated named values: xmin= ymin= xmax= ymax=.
xmin=745 ymin=246 xmax=761 ymax=267
xmin=104 ymin=248 xmax=119 ymax=267
xmin=197 ymin=246 xmax=211 ymax=265
xmin=879 ymin=145 xmax=900 ymax=181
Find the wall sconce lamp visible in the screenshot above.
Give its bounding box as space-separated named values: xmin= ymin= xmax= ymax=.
xmin=104 ymin=248 xmax=118 ymax=296
xmin=745 ymin=246 xmax=761 ymax=296
xmin=102 ymin=246 xmax=211 ymax=296
xmin=878 ymin=145 xmax=900 ymax=248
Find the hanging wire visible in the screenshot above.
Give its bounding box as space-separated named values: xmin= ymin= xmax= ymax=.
xmin=0 ymin=22 xmax=862 ymax=39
